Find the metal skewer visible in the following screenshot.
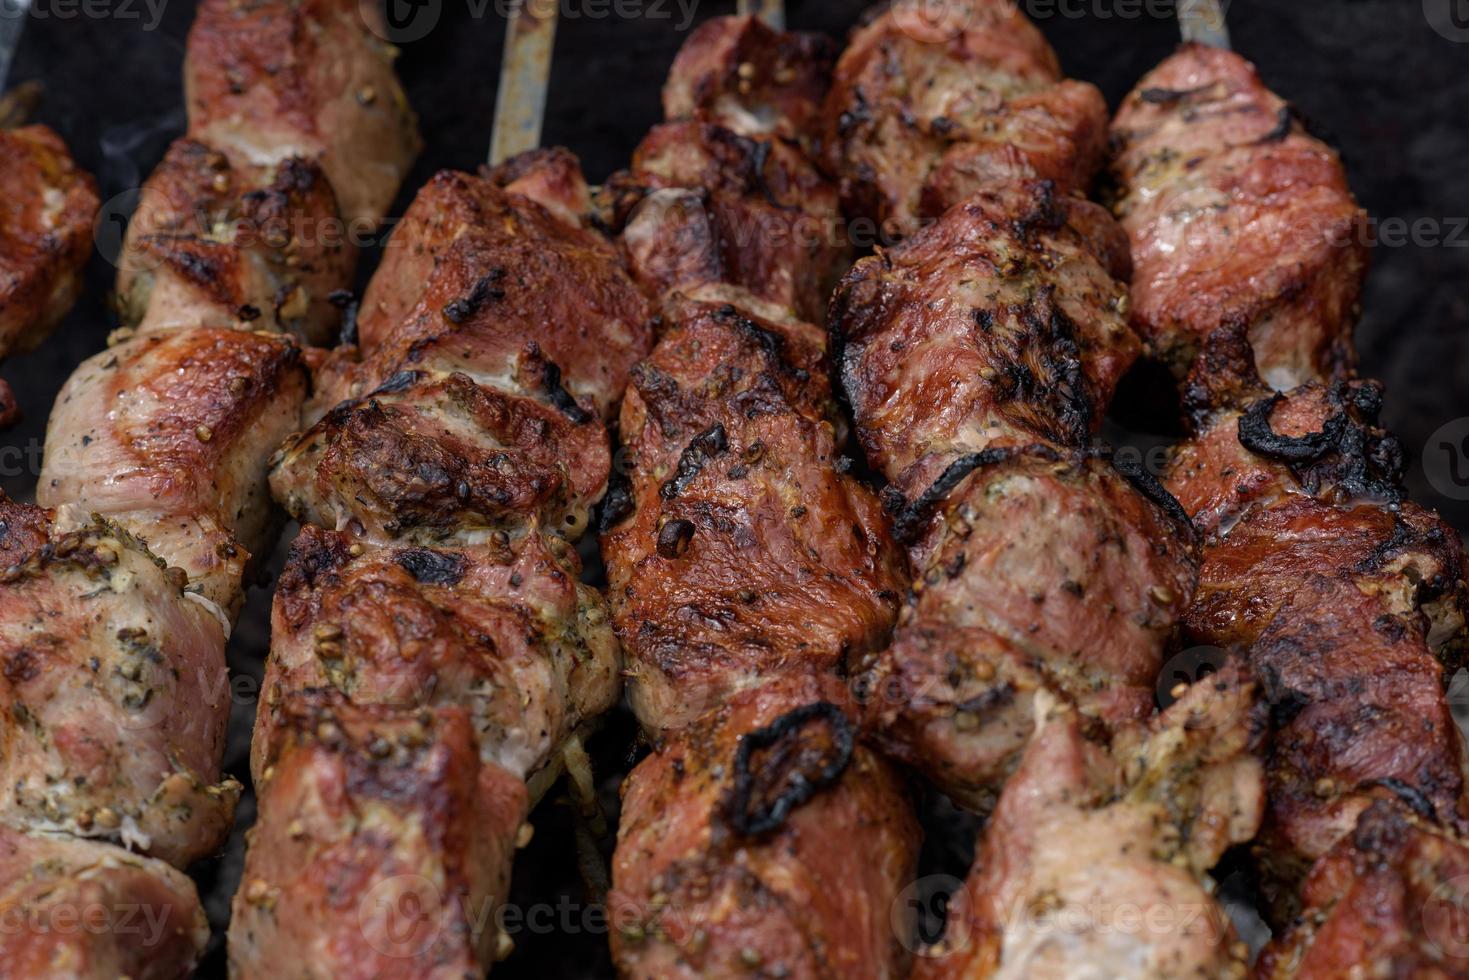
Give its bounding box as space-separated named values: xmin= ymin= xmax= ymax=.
xmin=737 ymin=0 xmax=783 ymax=30
xmin=488 ymin=0 xmax=558 ymax=164
xmin=1177 ymin=0 xmax=1229 ymax=48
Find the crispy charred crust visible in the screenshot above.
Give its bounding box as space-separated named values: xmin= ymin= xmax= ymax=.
xmin=883 ymin=444 xmax=1060 ymax=544
xmin=724 ymin=701 xmax=855 ymax=838
xmin=660 ymin=423 xmax=729 ymax=500
xmin=540 ymin=357 xmax=594 ymax=425
xmin=1108 ymin=448 xmax=1193 ymax=529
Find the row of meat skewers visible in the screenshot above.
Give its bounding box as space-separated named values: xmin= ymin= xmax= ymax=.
xmin=0 ymin=0 xmax=1466 ymax=977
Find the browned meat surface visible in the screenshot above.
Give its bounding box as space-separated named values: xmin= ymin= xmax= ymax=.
xmin=348 ymin=167 xmax=654 ymax=422
xmin=184 ymin=0 xmax=420 ymax=226
xmin=234 ymin=152 xmax=636 ymax=976
xmin=40 ymin=328 xmax=307 ymax=616
xmin=0 ymin=826 xmax=208 ymax=980
xmin=601 ymin=296 xmax=903 ymax=734
xmin=1258 ymin=799 xmax=1469 ymax=979
xmin=663 ymin=14 xmax=834 ymax=145
xmin=252 ymin=525 xmax=619 ymax=782
xmin=0 ymin=495 xmax=238 ymax=868
xmin=820 ymin=0 xmax=1107 ymax=238
xmin=610 ymin=673 xmax=920 ymax=980
xmin=117 ymin=138 xmax=352 ymax=343
xmin=831 ymin=182 xmax=1136 ymax=494
xmin=862 ymin=448 xmax=1196 ymax=808
xmin=920 ymin=662 xmax=1263 ymax=979
xmin=231 ymin=694 xmax=527 ymax=979
xmin=1109 ymin=44 xmax=1367 ymax=389
xmin=0 ymin=124 xmax=97 ymax=361
xmin=1162 ymin=332 xmax=1469 ymax=920
xmin=604 ymin=120 xmax=849 ymax=323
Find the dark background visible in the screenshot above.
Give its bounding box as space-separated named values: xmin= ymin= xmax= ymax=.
xmin=3 ymin=0 xmax=1467 ymax=975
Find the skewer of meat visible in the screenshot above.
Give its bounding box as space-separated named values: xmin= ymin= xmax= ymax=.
xmin=596 ymin=15 xmax=926 ymax=978
xmin=0 ymin=0 xmax=417 ymax=974
xmin=818 ymin=2 xmax=1264 ymax=975
xmin=1108 ymin=35 xmax=1469 ymax=970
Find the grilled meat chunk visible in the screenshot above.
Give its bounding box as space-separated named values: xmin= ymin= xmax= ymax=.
xmin=820 ymin=0 xmax=1108 ymax=238
xmin=602 ymin=297 xmax=903 ymax=734
xmin=862 ymin=448 xmax=1197 ymax=808
xmin=610 ymin=673 xmax=920 ymax=980
xmin=605 ymin=120 xmax=849 ymax=322
xmin=1109 ymin=44 xmax=1367 ymax=389
xmin=231 ymin=695 xmax=527 ymax=979
xmin=920 ymin=662 xmax=1263 ymax=979
xmin=662 ymin=14 xmax=834 ymax=145
xmin=347 ymin=166 xmax=654 ymax=423
xmin=1257 ymin=799 xmax=1469 ymax=979
xmin=40 ymin=328 xmax=307 ymax=616
xmin=253 ymin=525 xmax=619 ymax=783
xmin=832 ymin=182 xmax=1136 ymax=494
xmin=117 ymin=139 xmax=353 ymax=342
xmin=1163 ymin=332 xmax=1469 ymax=918
xmin=185 ymin=0 xmax=420 ymax=226
xmin=0 ymin=496 xmax=238 ymax=867
xmin=0 ymin=827 xmax=208 ymax=980
xmin=0 ymin=124 xmax=98 ymax=422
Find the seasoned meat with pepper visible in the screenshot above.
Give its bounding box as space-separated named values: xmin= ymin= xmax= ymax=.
xmin=40 ymin=328 xmax=307 ymax=616
xmin=662 ymin=14 xmax=834 ymax=145
xmin=231 ymin=695 xmax=528 ymax=979
xmin=1257 ymin=799 xmax=1469 ymax=979
xmin=862 ymin=448 xmax=1197 ymax=808
xmin=1162 ymin=328 xmax=1469 ymax=919
xmin=0 ymin=826 xmax=209 ymax=980
xmin=610 ymin=673 xmax=920 ymax=980
xmin=0 ymin=124 xmax=98 ymax=425
xmin=1109 ymin=44 xmax=1367 ymax=389
xmin=602 ymin=296 xmax=904 ymax=734
xmin=345 ymin=164 xmax=654 ymax=423
xmin=185 ymin=0 xmax=420 ymax=226
xmin=0 ymin=496 xmax=238 ymax=867
xmin=605 ymin=120 xmax=849 ymax=322
xmin=831 ymin=182 xmax=1136 ymax=495
xmin=820 ymin=0 xmax=1108 ymax=239
xmin=252 ymin=525 xmax=619 ymax=783
xmin=117 ymin=138 xmax=353 ymax=343
xmin=920 ymin=662 xmax=1263 ymax=979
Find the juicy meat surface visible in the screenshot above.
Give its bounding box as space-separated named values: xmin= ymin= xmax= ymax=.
xmin=602 ymin=297 xmax=904 ymax=734
xmin=0 ymin=124 xmax=98 ymax=376
xmin=1164 ymin=339 xmax=1469 ymax=918
xmin=253 ymin=525 xmax=619 ymax=783
xmin=1109 ymin=44 xmax=1367 ymax=389
xmin=231 ymin=695 xmax=526 ymax=980
xmin=610 ymin=673 xmax=920 ymax=980
xmin=605 ymin=120 xmax=849 ymax=323
xmin=0 ymin=496 xmax=238 ymax=868
xmin=40 ymin=328 xmax=307 ymax=616
xmin=832 ymin=182 xmax=1136 ymax=494
xmin=820 ymin=0 xmax=1107 ymax=238
xmin=0 ymin=826 xmax=208 ymax=980
xmin=347 ymin=166 xmax=654 ymax=423
xmin=117 ymin=138 xmax=353 ymax=343
xmin=919 ymin=662 xmax=1263 ymax=979
xmin=662 ymin=14 xmax=834 ymax=145
xmin=185 ymin=0 xmax=420 ymax=226
xmin=862 ymin=448 xmax=1197 ymax=808
xmin=1257 ymin=800 xmax=1469 ymax=979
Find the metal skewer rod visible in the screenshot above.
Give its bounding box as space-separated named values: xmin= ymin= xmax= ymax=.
xmin=489 ymin=0 xmax=559 ymax=164
xmin=1178 ymin=0 xmax=1230 ymax=48
xmin=737 ymin=0 xmax=783 ymax=30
